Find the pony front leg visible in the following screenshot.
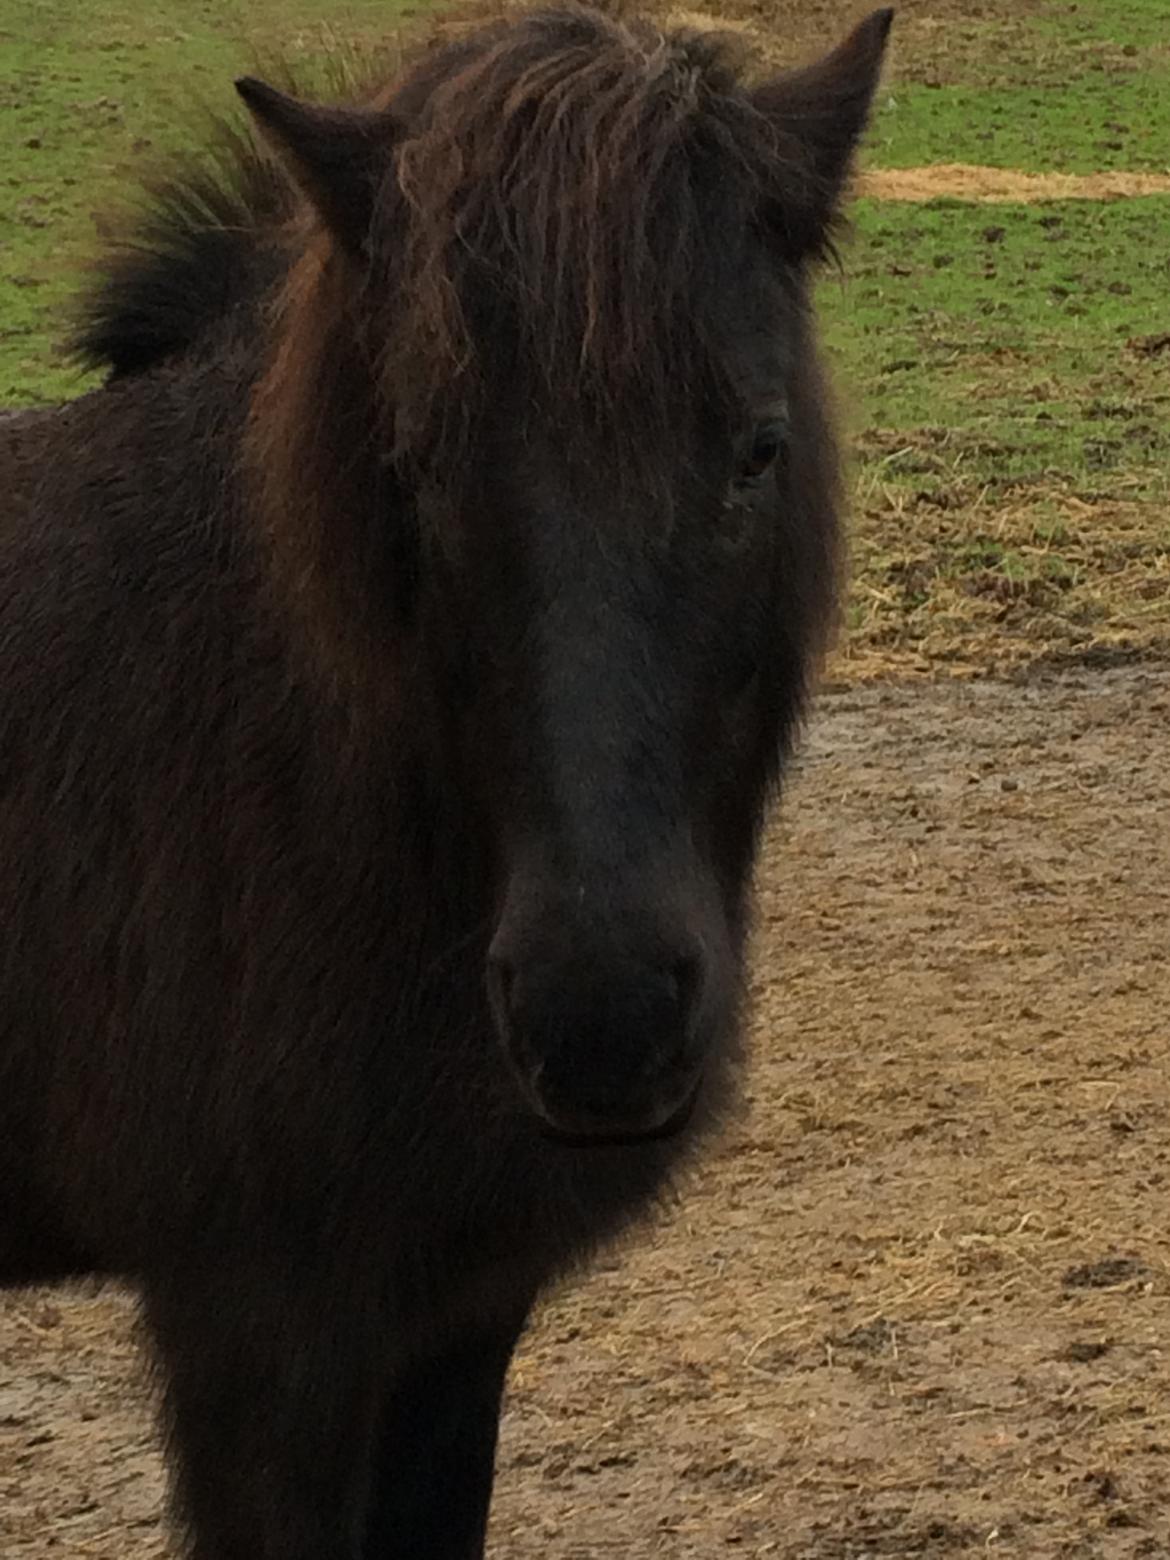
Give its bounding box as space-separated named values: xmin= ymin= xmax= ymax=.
xmin=363 ymin=1309 xmax=531 ymax=1559
xmin=143 ymin=1269 xmax=381 ymax=1560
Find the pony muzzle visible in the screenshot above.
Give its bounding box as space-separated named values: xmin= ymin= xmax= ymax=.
xmin=485 ymin=935 xmax=710 ymax=1144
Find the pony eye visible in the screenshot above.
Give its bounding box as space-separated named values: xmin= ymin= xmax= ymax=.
xmin=737 ymin=419 xmax=787 ymax=485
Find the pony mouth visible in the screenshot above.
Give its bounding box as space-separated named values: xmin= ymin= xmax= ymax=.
xmin=536 ymin=1079 xmax=701 ymax=1148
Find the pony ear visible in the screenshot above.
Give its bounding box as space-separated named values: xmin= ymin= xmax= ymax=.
xmin=751 ymin=8 xmax=893 ymax=256
xmin=235 ymin=78 xmax=397 ymax=253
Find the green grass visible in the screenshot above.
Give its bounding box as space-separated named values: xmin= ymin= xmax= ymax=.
xmin=872 ymin=74 xmax=1170 ymax=174
xmin=819 ymin=196 xmax=1170 ymax=671
xmin=823 ymin=197 xmax=1170 ymax=503
xmin=867 ymin=0 xmax=1170 ymax=173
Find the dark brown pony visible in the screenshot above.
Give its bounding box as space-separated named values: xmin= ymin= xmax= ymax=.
xmin=0 ymin=5 xmax=890 ymax=1554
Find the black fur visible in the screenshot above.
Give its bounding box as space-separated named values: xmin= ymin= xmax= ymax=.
xmin=71 ymin=130 xmax=290 ymax=377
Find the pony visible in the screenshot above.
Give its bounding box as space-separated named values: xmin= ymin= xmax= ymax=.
xmin=0 ymin=4 xmax=891 ymax=1554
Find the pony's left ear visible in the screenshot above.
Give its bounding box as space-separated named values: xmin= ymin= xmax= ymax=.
xmin=751 ymin=8 xmax=893 ymax=257
xmin=236 ymin=78 xmax=397 ymax=254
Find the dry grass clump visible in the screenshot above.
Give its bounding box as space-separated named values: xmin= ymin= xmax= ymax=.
xmin=836 ymin=456 xmax=1170 ymax=682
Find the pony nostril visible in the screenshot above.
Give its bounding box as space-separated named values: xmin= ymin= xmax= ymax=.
xmin=485 ymin=956 xmax=517 ymax=1032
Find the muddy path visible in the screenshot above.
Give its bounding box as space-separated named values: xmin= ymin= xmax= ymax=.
xmin=3 ymin=667 xmax=1169 ymax=1558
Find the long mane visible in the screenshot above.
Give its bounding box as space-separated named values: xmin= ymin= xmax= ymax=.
xmin=70 ymin=126 xmax=295 ymax=378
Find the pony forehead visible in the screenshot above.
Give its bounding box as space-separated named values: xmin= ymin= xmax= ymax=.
xmin=370 ymin=8 xmax=793 ymax=469
xmin=383 ymin=7 xmax=777 ymax=221
xmin=380 ymin=6 xmax=749 ymax=118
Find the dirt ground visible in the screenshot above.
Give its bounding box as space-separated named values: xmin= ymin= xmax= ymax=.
xmin=2 ymin=665 xmax=1168 ymax=1558
xmin=659 ymin=0 xmax=1049 ymax=78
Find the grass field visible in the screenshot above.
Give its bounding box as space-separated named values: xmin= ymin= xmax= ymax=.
xmin=826 ymin=192 xmax=1170 ymax=673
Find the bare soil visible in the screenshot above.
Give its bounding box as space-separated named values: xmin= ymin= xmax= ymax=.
xmin=3 ymin=666 xmax=1168 ymax=1558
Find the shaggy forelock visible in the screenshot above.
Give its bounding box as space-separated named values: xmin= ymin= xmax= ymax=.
xmin=370 ymin=6 xmax=792 ymax=477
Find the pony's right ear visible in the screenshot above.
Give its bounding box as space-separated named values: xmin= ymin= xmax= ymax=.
xmin=236 ymin=78 xmax=397 ymax=254
xmin=751 ymin=8 xmax=893 ymax=257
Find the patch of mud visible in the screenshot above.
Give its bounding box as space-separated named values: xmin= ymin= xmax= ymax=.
xmin=861 ymin=163 xmax=1170 ymax=203
xmin=3 ymin=667 xmax=1170 ymax=1557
